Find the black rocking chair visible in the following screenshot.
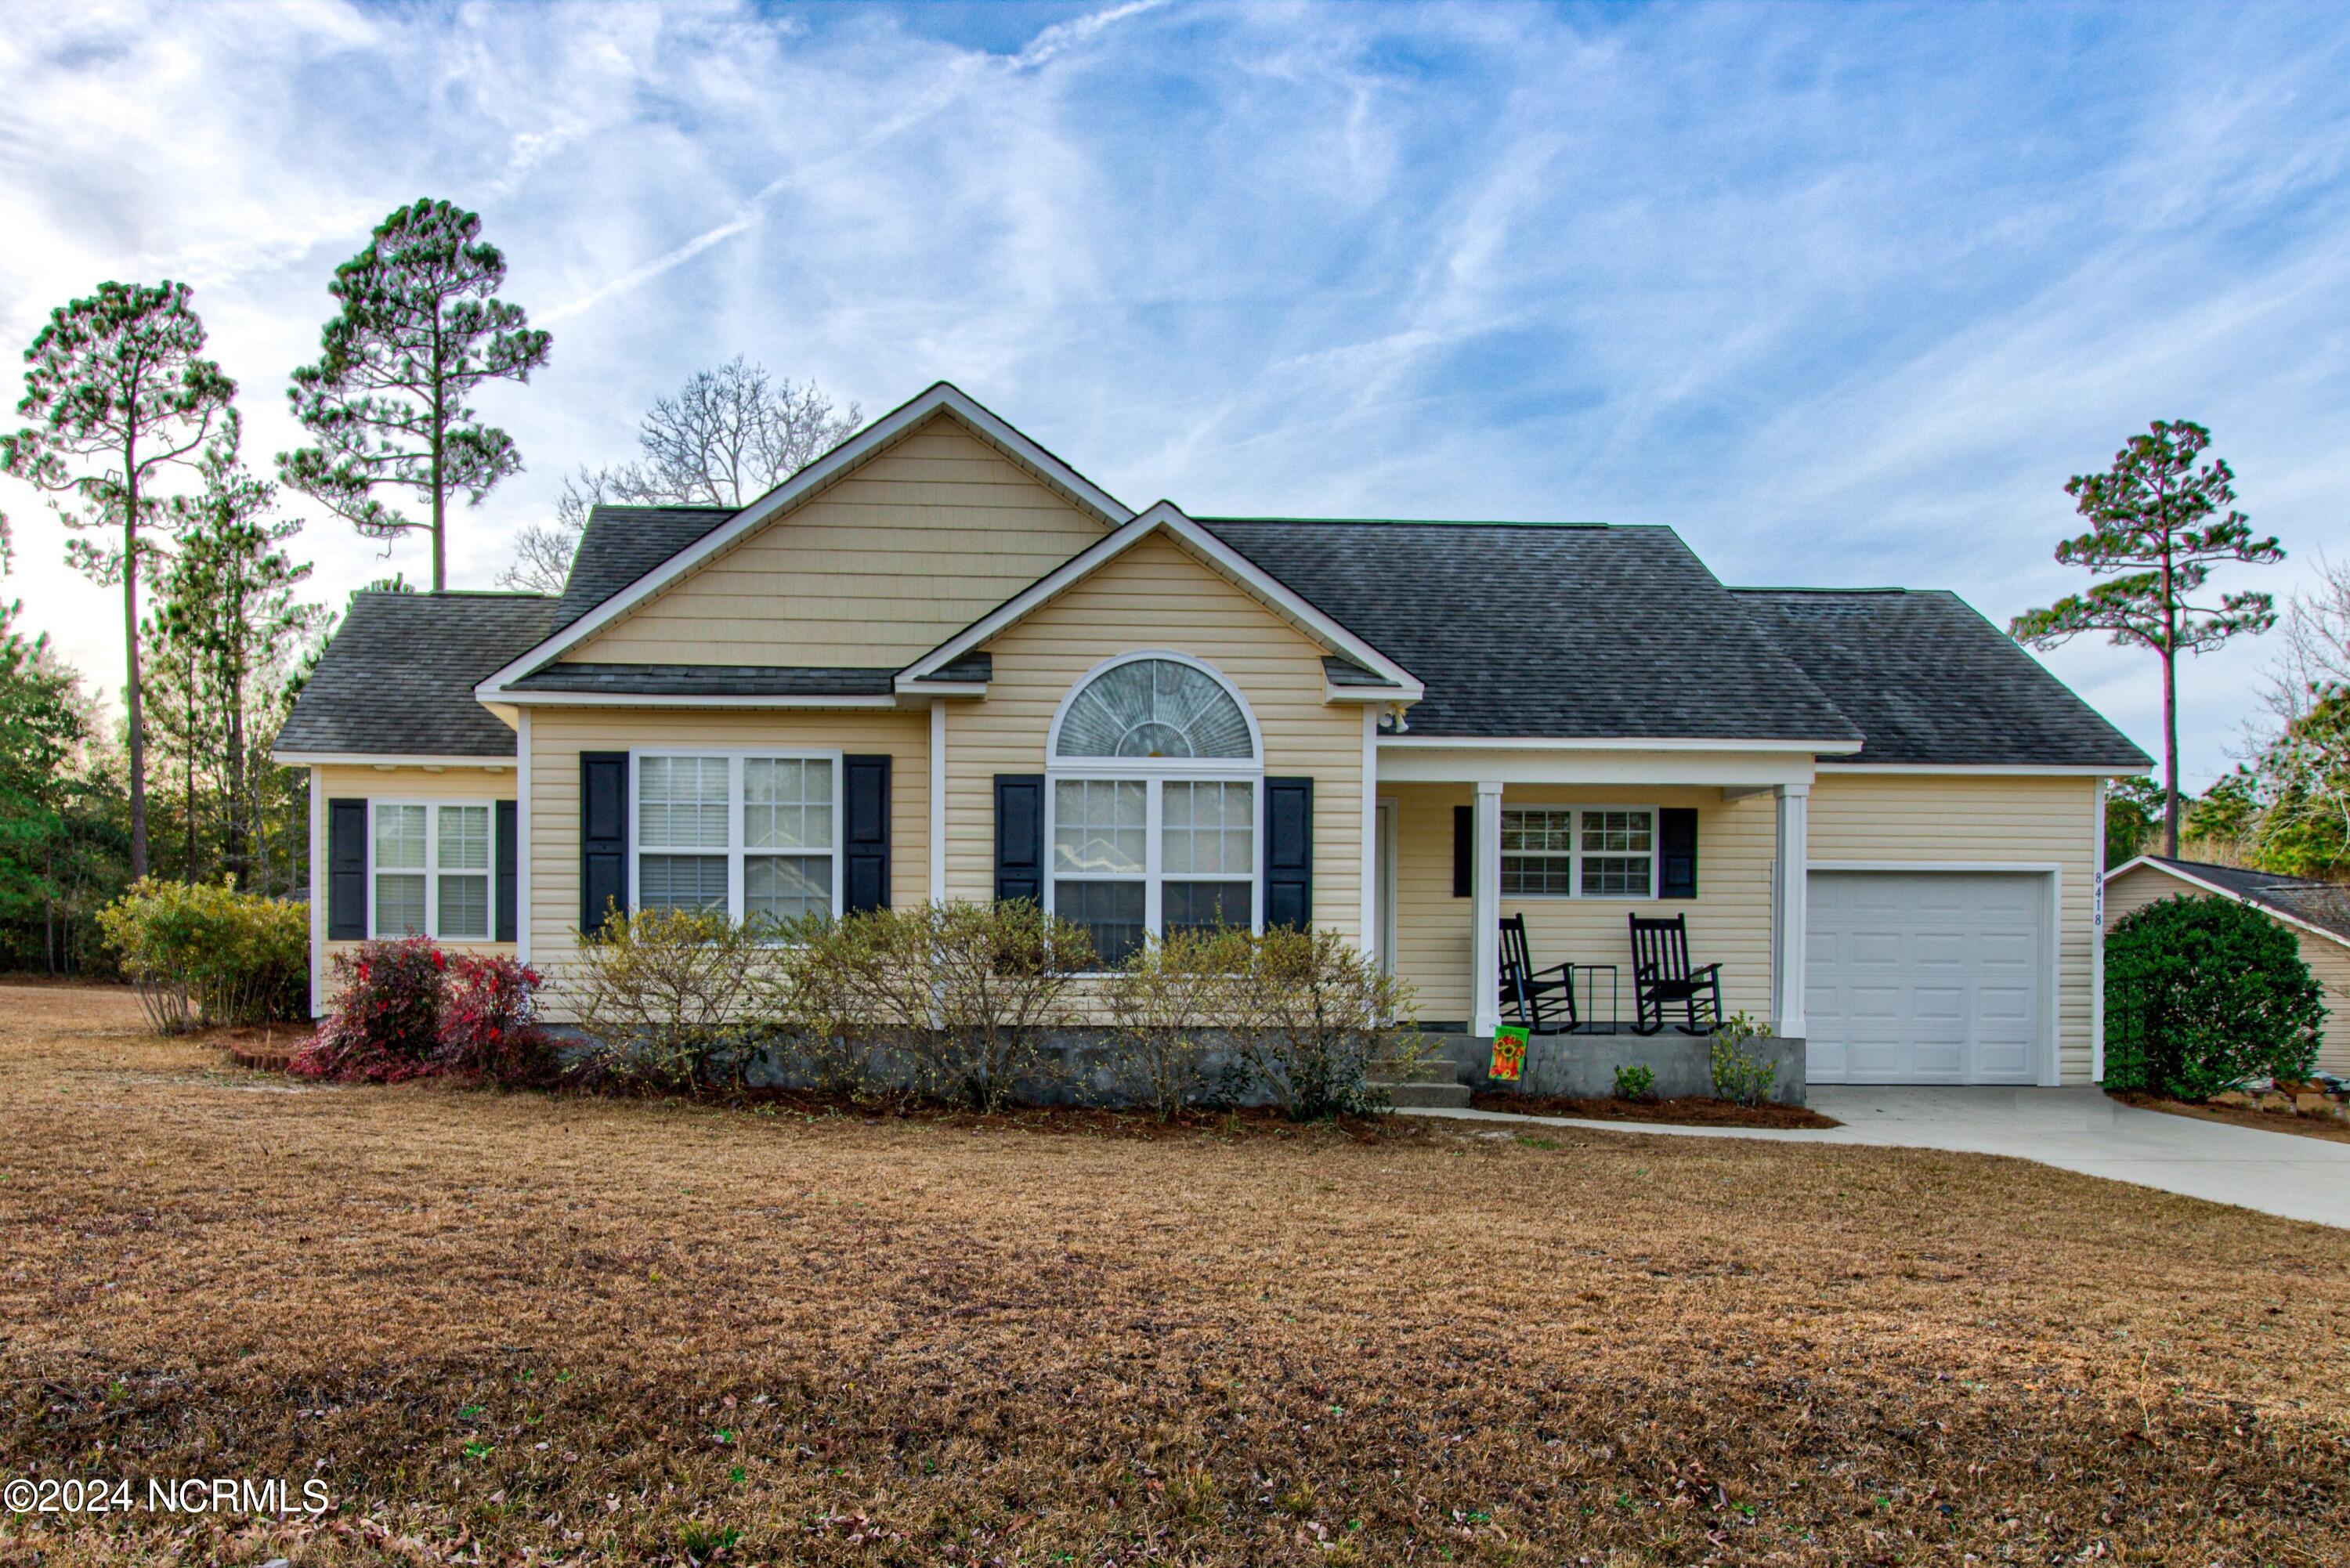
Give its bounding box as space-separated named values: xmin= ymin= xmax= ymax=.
xmin=1499 ymin=913 xmax=1578 ymax=1034
xmin=1628 ymin=913 xmax=1723 ymax=1036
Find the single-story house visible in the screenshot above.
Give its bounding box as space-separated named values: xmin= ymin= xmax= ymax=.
xmin=2103 ymin=855 xmax=2350 ymax=1074
xmin=274 ymin=381 xmax=2150 ymax=1086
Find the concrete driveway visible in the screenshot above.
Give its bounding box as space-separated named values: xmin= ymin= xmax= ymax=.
xmin=1410 ymin=1086 xmax=2350 ymax=1229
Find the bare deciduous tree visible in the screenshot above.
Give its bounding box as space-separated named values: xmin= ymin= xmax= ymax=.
xmin=499 ymin=359 xmax=859 ymax=594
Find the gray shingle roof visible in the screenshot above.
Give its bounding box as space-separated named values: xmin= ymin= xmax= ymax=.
xmin=512 ymin=663 xmax=898 ymax=697
xmin=1198 ymin=519 xmax=1861 ymax=743
xmin=551 ymin=505 xmax=738 ymax=635
xmin=1734 ymin=588 xmax=2152 ymax=769
xmin=278 ymin=592 xmax=555 ymax=758
xmin=2135 ymin=858 xmax=2350 ymax=945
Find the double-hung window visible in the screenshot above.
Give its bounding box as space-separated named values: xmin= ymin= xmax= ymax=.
xmin=1500 ymin=807 xmax=1656 ymax=899
xmin=371 ymin=801 xmax=494 ymax=939
xmin=634 ymin=752 xmax=838 ymax=927
xmin=1045 ymin=655 xmax=1262 ymax=968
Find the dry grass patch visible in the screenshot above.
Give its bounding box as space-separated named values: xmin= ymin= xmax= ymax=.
xmin=2 ymin=983 xmax=2347 ymax=1566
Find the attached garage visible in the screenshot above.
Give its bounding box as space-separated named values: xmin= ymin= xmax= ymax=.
xmin=1805 ymin=869 xmax=2053 ymax=1085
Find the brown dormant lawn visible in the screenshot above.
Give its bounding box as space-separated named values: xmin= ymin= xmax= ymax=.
xmin=4 ymin=984 xmax=2347 ymax=1566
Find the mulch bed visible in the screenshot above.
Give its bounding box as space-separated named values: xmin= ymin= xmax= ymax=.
xmin=8 ymin=983 xmax=2349 ymax=1566
xmin=1468 ymin=1088 xmax=1841 ymax=1128
xmin=2109 ymin=1087 xmax=2350 ymax=1145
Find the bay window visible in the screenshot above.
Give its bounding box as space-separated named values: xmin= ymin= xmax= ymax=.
xmin=634 ymin=751 xmax=838 ymax=927
xmin=370 ymin=801 xmax=493 ymax=939
xmin=1500 ymin=806 xmax=1657 ymax=898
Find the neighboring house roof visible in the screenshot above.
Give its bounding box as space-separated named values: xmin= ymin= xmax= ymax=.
xmin=1198 ymin=518 xmax=1860 ymax=743
xmin=551 ymin=505 xmax=736 ymax=635
xmin=2110 ymin=856 xmax=2350 ymax=948
xmin=1734 ymin=588 xmax=2152 ymax=770
xmin=277 ymin=591 xmax=555 ymax=760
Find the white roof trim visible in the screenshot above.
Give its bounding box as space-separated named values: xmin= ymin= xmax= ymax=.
xmin=2104 ymin=855 xmax=2350 ymax=952
xmin=895 ymin=501 xmax=1426 ymax=700
xmin=273 ymin=751 xmax=516 ymax=769
xmin=1379 ymin=735 xmax=1857 ymax=754
xmin=1817 ymin=761 xmax=2135 ymax=777
xmin=475 ymin=382 xmax=1133 ymax=701
xmin=493 ymin=691 xmax=903 ymax=711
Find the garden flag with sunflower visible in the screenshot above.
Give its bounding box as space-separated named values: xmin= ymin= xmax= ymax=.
xmin=1489 ymin=1024 xmax=1528 ymax=1082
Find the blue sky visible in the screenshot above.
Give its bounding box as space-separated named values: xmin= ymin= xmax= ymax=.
xmin=2 ymin=0 xmax=2346 ymax=786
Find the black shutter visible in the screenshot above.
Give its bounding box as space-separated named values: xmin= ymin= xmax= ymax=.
xmin=1452 ymin=804 xmax=1473 ymax=898
xmin=1658 ymin=807 xmax=1698 ymax=899
xmin=495 ymin=799 xmax=519 ymax=941
xmin=843 ymin=754 xmax=891 ymax=912
xmin=580 ymin=752 xmax=629 ymax=934
xmin=994 ymin=774 xmax=1044 ymax=904
xmin=327 ymin=797 xmax=367 ymax=940
xmin=1264 ymin=776 xmax=1313 ymax=930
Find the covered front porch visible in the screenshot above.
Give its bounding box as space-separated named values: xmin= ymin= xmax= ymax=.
xmin=1368 ymin=741 xmax=1817 ymax=1094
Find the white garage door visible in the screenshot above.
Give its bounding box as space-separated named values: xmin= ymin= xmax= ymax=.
xmin=1806 ymin=872 xmax=2046 ymax=1085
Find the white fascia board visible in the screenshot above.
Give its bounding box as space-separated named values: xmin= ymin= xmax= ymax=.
xmin=473 ymin=382 xmax=1133 ymax=701
xmin=1814 ymin=761 xmax=2137 ymax=777
xmin=273 ymin=751 xmax=516 ymax=770
xmin=1322 ymin=681 xmax=1405 ymax=703
xmin=491 ymin=691 xmax=902 ymax=710
xmin=2103 ymin=856 xmax=2350 ymax=953
xmin=891 ymin=679 xmax=989 ymax=697
xmin=897 ymin=501 xmax=1426 ymax=699
xmin=1379 ymin=735 xmax=1854 ymax=753
xmin=1378 ymin=746 xmax=1818 ymax=788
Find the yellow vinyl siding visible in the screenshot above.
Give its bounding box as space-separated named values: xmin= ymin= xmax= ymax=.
xmin=942 ymin=531 xmax=1367 ymax=946
xmin=1385 ymin=782 xmax=1777 ymax=1025
xmin=1809 ymin=773 xmax=2101 ymax=1082
xmin=526 ymin=709 xmax=930 ymax=1016
xmin=2104 ymin=862 xmax=2350 ymax=1074
xmin=563 ymin=416 xmax=1106 ymax=669
xmin=312 ymin=762 xmax=518 ymax=968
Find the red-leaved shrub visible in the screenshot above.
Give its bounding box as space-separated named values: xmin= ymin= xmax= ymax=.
xmin=291 ymin=937 xmax=446 ymax=1082
xmin=438 ymin=953 xmax=558 ymax=1086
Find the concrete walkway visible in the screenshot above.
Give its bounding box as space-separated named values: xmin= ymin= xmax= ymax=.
xmin=1404 ymin=1086 xmax=2350 ymax=1229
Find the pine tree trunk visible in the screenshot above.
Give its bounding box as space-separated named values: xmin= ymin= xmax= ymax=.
xmin=124 ymin=482 xmax=149 ymax=881
xmin=2161 ymin=649 xmax=2180 ymax=858
xmin=225 ymin=666 xmax=248 ymax=888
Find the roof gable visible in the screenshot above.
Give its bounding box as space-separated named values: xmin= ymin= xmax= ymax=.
xmin=479 ymin=383 xmax=1129 ymax=698
xmin=2109 ymin=855 xmax=2350 ymax=948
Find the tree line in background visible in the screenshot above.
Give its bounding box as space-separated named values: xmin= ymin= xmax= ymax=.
xmin=0 ymin=193 xmax=863 ymax=974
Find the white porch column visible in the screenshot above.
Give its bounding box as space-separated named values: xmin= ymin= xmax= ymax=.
xmin=516 ymin=709 xmax=533 ymax=964
xmin=1470 ymin=779 xmax=1504 ymax=1036
xmin=929 ymin=699 xmax=948 ymax=903
xmin=1359 ymin=709 xmax=1379 ymax=962
xmin=2091 ymin=777 xmax=2106 ymax=1082
xmin=1773 ymin=782 xmax=1810 ymax=1039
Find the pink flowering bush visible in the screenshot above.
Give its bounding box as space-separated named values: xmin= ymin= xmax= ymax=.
xmin=291 ymin=937 xmax=446 ymax=1082
xmin=438 ymin=953 xmax=558 ymax=1086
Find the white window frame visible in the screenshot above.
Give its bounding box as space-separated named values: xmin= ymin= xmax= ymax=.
xmin=1044 ymin=652 xmax=1265 ymax=969
xmin=366 ymin=799 xmax=499 ymax=941
xmin=627 ymin=748 xmax=845 ymax=927
xmin=1499 ymin=804 xmax=1661 ymax=901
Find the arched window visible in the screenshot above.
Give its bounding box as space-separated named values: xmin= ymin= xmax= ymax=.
xmin=1046 ymin=655 xmax=1262 ymax=965
xmin=1054 ymin=657 xmax=1256 ymax=761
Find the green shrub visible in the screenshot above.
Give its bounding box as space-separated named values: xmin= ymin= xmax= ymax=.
xmin=2104 ymin=894 xmax=2325 ymax=1100
xmin=1612 ymin=1062 xmax=1656 ymax=1102
xmin=1708 ymin=1010 xmax=1777 ymax=1107
xmin=570 ymin=906 xmax=779 ymax=1091
xmin=1239 ymin=926 xmax=1420 ymax=1120
xmin=1103 ymin=927 xmax=1256 ymax=1120
xmin=97 ymin=876 xmax=309 ymax=1032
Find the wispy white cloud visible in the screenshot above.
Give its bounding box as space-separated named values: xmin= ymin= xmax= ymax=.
xmin=2 ymin=0 xmax=2346 ymax=786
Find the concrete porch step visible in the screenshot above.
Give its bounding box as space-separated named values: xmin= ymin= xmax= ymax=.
xmin=1376 ymin=1080 xmax=1473 ymax=1109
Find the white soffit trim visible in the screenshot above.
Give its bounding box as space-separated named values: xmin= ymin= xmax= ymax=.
xmin=475 ymin=382 xmax=1134 ymax=700
xmin=895 ymin=500 xmax=1426 ymax=699
xmin=1379 ymin=735 xmax=1856 ymax=753
xmin=273 ymin=751 xmax=516 ymax=769
xmin=2103 ymin=855 xmax=2350 ymax=953
xmin=490 ymin=692 xmax=902 ymax=710
xmin=1815 ymin=761 xmax=2137 ymax=777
